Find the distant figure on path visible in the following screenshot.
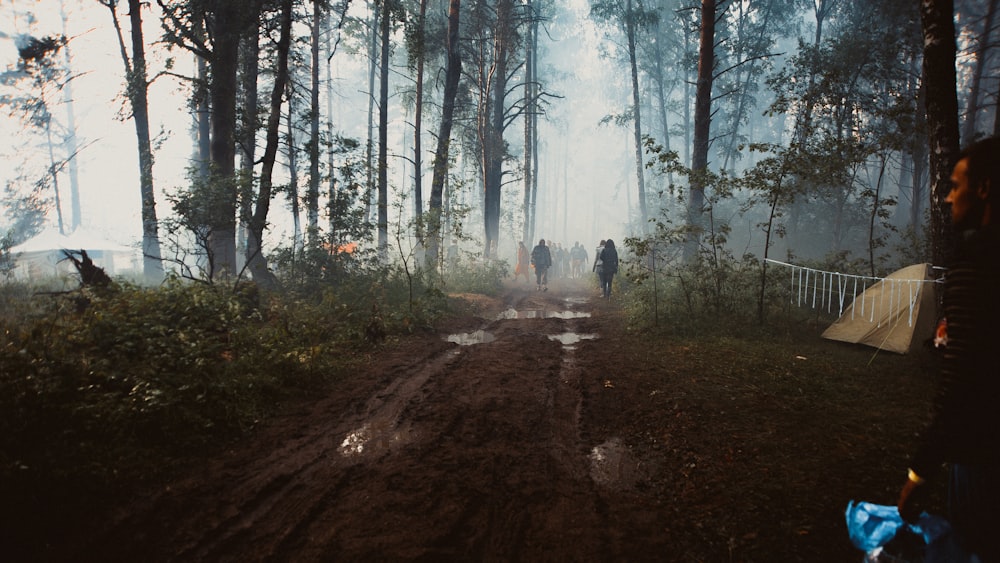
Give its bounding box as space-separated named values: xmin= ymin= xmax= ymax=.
xmin=592 ymin=240 xmax=605 ymax=290
xmin=514 ymin=241 xmax=530 ymax=283
xmin=570 ymin=242 xmax=587 ymax=278
xmin=530 ymin=239 xmax=552 ymax=291
xmin=598 ymin=239 xmax=619 ymax=298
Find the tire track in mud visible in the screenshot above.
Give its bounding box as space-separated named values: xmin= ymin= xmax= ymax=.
xmin=77 ymin=281 xmax=638 ymax=561
xmin=300 ymin=284 xmax=609 ymax=560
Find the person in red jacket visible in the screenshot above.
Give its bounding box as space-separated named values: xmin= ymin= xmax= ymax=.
xmin=514 ymin=241 xmax=530 ymax=283
xmin=898 ymin=137 xmax=1000 ymax=561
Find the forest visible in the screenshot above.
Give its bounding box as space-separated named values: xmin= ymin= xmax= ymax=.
xmin=0 ymin=0 xmax=996 ymax=559
xmin=0 ymin=0 xmax=994 ymax=284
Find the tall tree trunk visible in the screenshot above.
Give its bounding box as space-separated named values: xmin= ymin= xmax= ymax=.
xmin=868 ymin=154 xmax=888 ymax=275
xmin=483 ymin=0 xmax=513 ymax=258
xmin=207 ymin=0 xmax=244 ymax=280
xmin=427 ymin=0 xmax=462 ymax=270
xmin=682 ymin=14 xmax=692 ymax=167
xmin=626 ymin=0 xmax=647 ymax=231
xmin=307 ymin=0 xmax=323 ymax=239
xmin=522 ymin=0 xmax=535 ymax=246
xmin=961 ymin=0 xmax=998 ymax=144
xmin=686 ymin=0 xmax=715 ymax=261
xmin=413 ymin=0 xmax=427 ymax=228
xmin=365 ymin=1 xmax=379 ymax=225
xmin=909 ymin=57 xmax=928 ymax=232
xmin=528 ymin=12 xmax=539 ymax=246
xmin=795 ymin=0 xmax=830 ymax=143
xmin=720 ymin=0 xmax=774 ymax=172
xmin=196 ymin=51 xmax=211 ymax=182
xmin=377 ymin=0 xmax=391 ymax=257
xmin=59 ymin=3 xmax=81 ymax=232
xmin=325 ymin=4 xmax=341 ymax=237
xmin=921 ymin=0 xmax=961 ymax=266
xmin=104 ymin=0 xmax=164 ymax=282
xmin=237 ymin=27 xmax=260 ymax=274
xmin=246 ymin=0 xmax=292 ymax=289
xmin=651 ymin=20 xmax=674 ymax=187
xmin=287 ymin=91 xmax=303 ymax=250
xmin=529 ymin=78 xmax=539 ymax=246
xmin=45 ymin=121 xmax=66 ymax=235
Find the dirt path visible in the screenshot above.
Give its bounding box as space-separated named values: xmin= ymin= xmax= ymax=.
xmin=50 ymin=273 xmax=917 ymax=562
xmin=65 ymin=277 xmax=685 ymax=561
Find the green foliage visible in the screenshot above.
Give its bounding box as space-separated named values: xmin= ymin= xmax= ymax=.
xmin=1 ymin=175 xmax=48 ymax=248
xmin=271 ymin=238 xmax=450 ymax=338
xmin=620 ymin=235 xmax=767 ymax=335
xmin=622 ymin=142 xmax=855 ymax=334
xmin=441 ymin=252 xmax=508 ymax=295
xmin=0 ymin=273 xmax=435 ymax=498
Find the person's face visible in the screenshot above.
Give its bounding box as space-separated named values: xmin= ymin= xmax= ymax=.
xmin=946 ymin=157 xmax=988 ymax=227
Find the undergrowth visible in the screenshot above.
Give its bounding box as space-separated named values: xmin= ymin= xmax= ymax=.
xmin=0 ymin=256 xmax=500 ymax=507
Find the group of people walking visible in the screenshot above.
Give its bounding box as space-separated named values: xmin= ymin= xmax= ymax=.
xmin=514 ymin=238 xmax=618 ymax=297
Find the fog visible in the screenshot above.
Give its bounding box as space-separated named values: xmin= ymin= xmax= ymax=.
xmin=1 ymin=0 xmax=994 ymax=276
xmin=1 ymin=0 xmax=635 ymax=266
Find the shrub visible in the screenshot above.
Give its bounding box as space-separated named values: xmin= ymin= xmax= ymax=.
xmin=0 ymin=277 xmax=376 ymax=497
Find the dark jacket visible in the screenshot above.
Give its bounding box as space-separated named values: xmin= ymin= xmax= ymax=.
xmin=599 ymin=245 xmax=619 ymax=274
xmin=531 ymin=244 xmax=552 ymax=270
xmin=911 ymin=224 xmax=1000 ymax=477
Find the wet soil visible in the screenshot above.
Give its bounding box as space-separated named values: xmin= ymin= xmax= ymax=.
xmin=45 ymin=276 xmax=935 ymax=561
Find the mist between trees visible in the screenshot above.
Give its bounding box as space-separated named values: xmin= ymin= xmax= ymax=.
xmin=0 ymin=0 xmax=991 ymax=293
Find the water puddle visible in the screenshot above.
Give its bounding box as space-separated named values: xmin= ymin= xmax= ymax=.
xmin=339 ymin=419 xmax=415 ymax=458
xmin=496 ymin=308 xmax=590 ymax=320
xmin=589 ymin=437 xmax=635 ymax=487
xmin=445 ymin=330 xmax=496 ymax=345
xmin=548 ymin=332 xmax=598 ymax=348
xmin=340 ymin=424 xmax=371 ymax=456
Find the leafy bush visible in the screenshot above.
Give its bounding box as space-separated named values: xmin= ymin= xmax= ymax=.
xmin=618 ymin=237 xmax=840 ymax=337
xmin=441 ymin=253 xmax=508 ymax=294
xmin=0 ymin=275 xmax=415 ymax=498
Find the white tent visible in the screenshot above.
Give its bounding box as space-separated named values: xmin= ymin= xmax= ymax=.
xmin=821 ymin=263 xmax=939 ymax=354
xmin=8 ymin=227 xmax=137 ymax=280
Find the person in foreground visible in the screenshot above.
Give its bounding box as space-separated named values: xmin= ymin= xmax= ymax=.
xmin=897 ymin=137 xmax=1000 ymax=562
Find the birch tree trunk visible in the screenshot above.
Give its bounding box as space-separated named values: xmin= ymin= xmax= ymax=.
xmin=413 ymin=0 xmax=427 ymax=228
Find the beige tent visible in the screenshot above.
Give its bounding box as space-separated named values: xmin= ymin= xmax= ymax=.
xmin=821 ymin=263 xmax=939 ymax=354
xmin=8 ymin=227 xmax=137 ymax=281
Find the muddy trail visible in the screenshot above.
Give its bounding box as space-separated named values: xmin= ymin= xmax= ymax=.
xmin=46 ymin=275 xmax=904 ymax=562
xmin=58 ymin=277 xmax=681 ymax=561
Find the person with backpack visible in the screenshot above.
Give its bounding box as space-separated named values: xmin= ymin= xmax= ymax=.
xmin=530 ymin=239 xmax=552 ymax=291
xmin=598 ymin=239 xmax=619 ymax=298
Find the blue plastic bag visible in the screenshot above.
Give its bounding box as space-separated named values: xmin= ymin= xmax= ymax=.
xmin=846 ymin=501 xmax=907 ymax=552
xmin=846 ymin=501 xmax=967 ymax=562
